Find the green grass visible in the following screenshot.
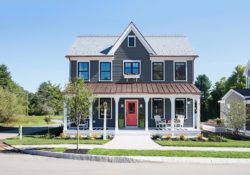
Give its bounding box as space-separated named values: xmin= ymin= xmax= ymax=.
xmin=155 ymin=139 xmax=250 ymax=148
xmin=0 ymin=115 xmax=63 ymax=127
xmin=88 ymin=148 xmax=250 ymax=158
xmin=4 ymin=135 xmax=109 ymax=145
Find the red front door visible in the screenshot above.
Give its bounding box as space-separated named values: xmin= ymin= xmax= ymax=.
xmin=126 ymin=100 xmax=138 ymax=126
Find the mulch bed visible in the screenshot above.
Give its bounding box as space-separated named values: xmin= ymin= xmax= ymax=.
xmin=64 ymin=149 xmax=89 ymax=154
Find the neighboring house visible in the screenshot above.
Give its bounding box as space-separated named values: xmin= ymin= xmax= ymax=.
xmin=220 ymin=60 xmax=250 ymax=131
xmin=63 ymin=22 xmax=201 ymax=136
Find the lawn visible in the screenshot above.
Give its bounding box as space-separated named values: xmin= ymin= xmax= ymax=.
xmin=155 ymin=139 xmax=250 ymax=148
xmin=88 ymin=148 xmax=250 ymax=158
xmin=4 ymin=135 xmax=109 ymax=145
xmin=0 ymin=115 xmax=63 ymax=127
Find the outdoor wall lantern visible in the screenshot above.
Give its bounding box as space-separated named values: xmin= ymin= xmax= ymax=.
xmin=121 ymin=104 xmax=124 ymax=108
xmin=140 ymin=104 xmax=143 ymax=108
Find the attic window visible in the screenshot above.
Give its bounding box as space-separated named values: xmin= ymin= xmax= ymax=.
xmin=128 ymin=35 xmax=136 ymax=47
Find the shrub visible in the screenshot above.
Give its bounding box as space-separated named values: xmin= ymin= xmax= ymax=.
xmin=196 ymin=134 xmax=203 ymax=141
xmin=151 ymin=134 xmax=161 ymax=140
xmin=161 ymin=135 xmax=172 ymax=140
xmin=118 ymin=113 xmax=124 ymax=129
xmin=91 ymin=133 xmax=102 ymax=140
xmin=208 ymin=134 xmax=226 ymax=142
xmin=59 ymin=132 xmax=67 ymax=139
xmin=215 ymin=118 xmax=224 ymax=126
xmin=179 ymin=134 xmax=186 ymax=141
xmin=81 ymin=134 xmax=88 ymax=140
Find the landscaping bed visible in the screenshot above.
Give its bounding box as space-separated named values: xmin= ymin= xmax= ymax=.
xmin=40 ymin=148 xmax=250 ymax=159
xmin=152 ymin=133 xmax=250 ymax=148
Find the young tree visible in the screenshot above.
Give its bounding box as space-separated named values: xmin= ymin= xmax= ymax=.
xmin=64 ymin=78 xmax=94 ymax=150
xmin=0 ymin=87 xmax=24 ymax=123
xmin=223 ymin=101 xmax=246 ymax=136
xmin=195 ymin=74 xmax=212 ymax=122
xmin=44 ymin=116 xmax=52 ymax=135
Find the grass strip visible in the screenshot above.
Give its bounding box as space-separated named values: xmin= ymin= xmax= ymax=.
xmin=4 ymin=136 xmax=109 ymax=145
xmin=88 ymin=148 xmax=250 ymax=158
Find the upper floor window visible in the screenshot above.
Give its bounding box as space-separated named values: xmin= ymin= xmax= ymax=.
xmin=152 ymin=62 xmax=164 ymax=81
xmin=100 ymin=62 xmax=111 ymax=81
xmin=128 ymin=35 xmax=136 ymax=47
xmin=175 ymin=62 xmax=186 ymax=81
xmin=124 ymin=61 xmax=140 ymax=75
xmin=78 ymin=62 xmax=89 ymax=81
xmin=99 ymin=98 xmax=112 ymax=119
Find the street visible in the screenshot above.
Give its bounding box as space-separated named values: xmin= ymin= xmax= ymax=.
xmin=1 ymin=152 xmax=250 ymax=175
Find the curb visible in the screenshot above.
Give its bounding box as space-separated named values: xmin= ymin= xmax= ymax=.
xmin=20 ymin=149 xmax=146 ymax=163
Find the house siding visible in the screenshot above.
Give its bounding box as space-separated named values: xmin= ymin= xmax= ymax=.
xmin=184 ymin=98 xmax=193 ymax=127
xmin=70 ymin=60 xmax=77 ymax=79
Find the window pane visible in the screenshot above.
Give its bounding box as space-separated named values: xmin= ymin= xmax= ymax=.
xmin=153 ymin=71 xmax=163 ymax=80
xmin=132 ymin=62 xmax=139 ymax=68
xmin=153 ymin=98 xmax=163 ymax=117
xmin=101 ymin=72 xmax=111 ymax=80
xmin=101 ymin=62 xmax=110 ymax=71
xmin=132 ymin=68 xmax=139 ymax=74
xmin=79 ymin=72 xmax=89 ymax=80
xmin=100 ymin=98 xmax=111 ymax=119
xmin=153 ymin=63 xmax=163 ymax=71
xmin=79 ymin=62 xmax=88 ymax=71
xmin=175 ymin=99 xmax=186 ymax=117
xmin=175 ymin=62 xmax=186 ymax=80
xmin=128 ymin=36 xmax=135 ymax=47
xmin=128 ymin=103 xmax=135 ymax=114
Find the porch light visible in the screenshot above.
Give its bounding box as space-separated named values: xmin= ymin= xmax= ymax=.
xmin=121 ymin=104 xmax=124 ymax=108
xmin=140 ymin=104 xmax=143 ymax=108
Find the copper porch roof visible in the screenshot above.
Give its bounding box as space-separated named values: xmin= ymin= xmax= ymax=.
xmin=85 ymin=83 xmax=200 ymax=95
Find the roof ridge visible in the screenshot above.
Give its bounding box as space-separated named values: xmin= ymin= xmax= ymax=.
xmin=76 ymin=35 xmax=186 ymax=38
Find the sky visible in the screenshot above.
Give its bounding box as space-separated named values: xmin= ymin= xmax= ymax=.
xmin=0 ymin=0 xmax=250 ymax=92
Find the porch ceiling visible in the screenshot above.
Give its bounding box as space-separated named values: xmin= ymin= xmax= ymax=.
xmin=85 ymin=83 xmax=200 ymax=95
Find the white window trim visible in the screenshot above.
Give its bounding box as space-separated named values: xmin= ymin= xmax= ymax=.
xmin=99 ymin=61 xmax=112 ymax=81
xmin=151 ymin=61 xmax=165 ymax=81
xmin=151 ymin=98 xmax=165 ymax=119
xmin=77 ymin=60 xmax=90 ymax=81
xmin=123 ymin=60 xmax=141 ymax=76
xmin=175 ymin=98 xmax=188 ymax=119
xmin=127 ymin=35 xmax=136 ymax=47
xmin=173 ymin=61 xmax=187 ymax=82
xmin=98 ymin=98 xmax=113 ymax=120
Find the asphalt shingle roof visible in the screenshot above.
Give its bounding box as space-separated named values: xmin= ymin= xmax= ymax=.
xmin=234 ymin=89 xmax=250 ymax=97
xmin=67 ymin=35 xmax=197 ymax=56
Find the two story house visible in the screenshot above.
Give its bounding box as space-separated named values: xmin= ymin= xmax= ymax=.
xmin=63 ymin=22 xmax=201 ymax=136
xmin=220 ymin=60 xmax=250 ymax=131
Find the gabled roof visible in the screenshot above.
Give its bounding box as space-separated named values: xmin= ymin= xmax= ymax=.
xmin=234 ymin=88 xmax=250 ymax=97
xmin=108 ymin=22 xmax=156 ymax=55
xmin=66 ymin=22 xmax=197 ymax=57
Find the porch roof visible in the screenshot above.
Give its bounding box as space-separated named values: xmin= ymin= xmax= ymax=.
xmin=85 ymin=83 xmax=200 ymax=95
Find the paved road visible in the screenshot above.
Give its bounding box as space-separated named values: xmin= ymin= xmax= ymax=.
xmin=0 ymin=152 xmax=250 ymax=175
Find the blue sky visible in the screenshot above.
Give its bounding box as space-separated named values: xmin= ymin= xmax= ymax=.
xmin=0 ymin=0 xmax=250 ymax=92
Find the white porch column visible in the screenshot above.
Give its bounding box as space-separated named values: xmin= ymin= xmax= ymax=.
xmin=63 ymin=102 xmax=67 ymax=131
xmin=192 ymin=98 xmax=196 ymax=128
xmin=144 ymin=97 xmax=150 ymax=131
xmin=196 ymin=98 xmax=201 ymax=130
xmin=114 ymin=97 xmax=120 ymax=131
xmin=89 ymin=103 xmax=93 ymax=131
xmin=170 ymin=97 xmax=175 ymax=131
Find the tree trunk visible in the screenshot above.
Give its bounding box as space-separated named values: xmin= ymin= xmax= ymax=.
xmin=77 ymin=124 xmax=79 ymax=151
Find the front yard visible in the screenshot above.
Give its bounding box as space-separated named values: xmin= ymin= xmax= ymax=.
xmin=0 ymin=115 xmax=63 ymax=127
xmin=4 ymin=135 xmax=110 ymax=145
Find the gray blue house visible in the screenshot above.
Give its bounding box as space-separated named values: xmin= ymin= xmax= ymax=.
xmin=63 ymin=22 xmax=201 ymax=136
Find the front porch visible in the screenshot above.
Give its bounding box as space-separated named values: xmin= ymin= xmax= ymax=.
xmin=63 ymin=83 xmax=201 ymax=136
